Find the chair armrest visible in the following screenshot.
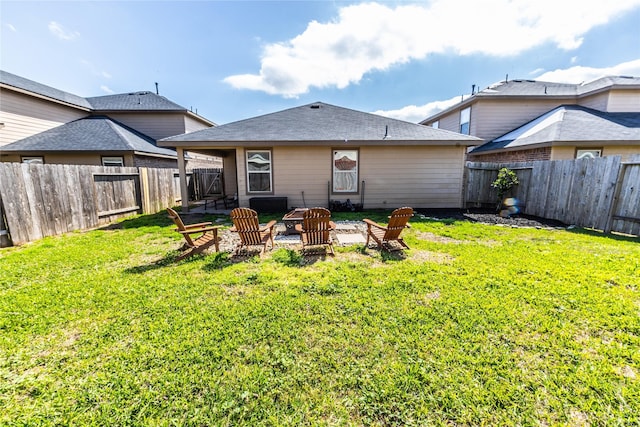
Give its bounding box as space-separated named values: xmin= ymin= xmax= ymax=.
xmin=260 ymin=220 xmax=277 ymax=231
xmin=179 ymin=226 xmax=220 ymax=235
xmin=182 ymin=221 xmax=213 ymax=229
xmin=329 ymin=221 xmax=337 ymax=230
xmin=229 ymin=226 xmax=237 ymax=232
xmin=363 ymin=218 xmax=386 ymax=230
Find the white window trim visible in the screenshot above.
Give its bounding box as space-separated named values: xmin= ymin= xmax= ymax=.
xmin=460 ymin=107 xmax=471 ymax=135
xmin=246 ymin=150 xmax=273 ymax=193
xmin=102 ymin=156 xmax=124 ymax=167
xmin=332 ymin=149 xmax=359 ymax=193
xmin=21 ymin=156 xmax=44 ymax=164
xmin=576 ymin=149 xmax=602 ymax=159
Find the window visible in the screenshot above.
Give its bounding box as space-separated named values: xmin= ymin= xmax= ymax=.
xmin=21 ymin=156 xmax=44 ymax=164
xmin=576 ymin=149 xmax=602 ymax=159
xmin=431 ymin=121 xmax=439 ymax=129
xmin=333 ymin=149 xmax=358 ymax=193
xmin=460 ymin=107 xmax=471 ymax=135
xmin=102 ymin=156 xmax=124 ymax=167
xmin=246 ymin=150 xmax=272 ymax=193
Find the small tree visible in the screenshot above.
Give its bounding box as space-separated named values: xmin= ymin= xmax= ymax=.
xmin=491 ymin=167 xmax=519 ymax=211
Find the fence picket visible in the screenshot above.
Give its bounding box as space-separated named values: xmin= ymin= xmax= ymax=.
xmin=466 ymin=156 xmax=638 ymax=236
xmin=0 ymin=163 xmax=186 ymax=245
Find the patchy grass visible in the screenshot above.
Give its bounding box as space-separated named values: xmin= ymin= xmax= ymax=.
xmin=0 ymin=211 xmax=639 ymax=426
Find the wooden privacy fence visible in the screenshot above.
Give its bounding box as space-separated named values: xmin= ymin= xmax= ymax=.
xmin=191 ymin=168 xmax=224 ymax=201
xmin=465 ymin=155 xmax=640 ymax=236
xmin=0 ymin=163 xmax=187 ymax=246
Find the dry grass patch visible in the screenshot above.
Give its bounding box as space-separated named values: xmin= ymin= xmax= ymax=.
xmin=416 ymin=230 xmax=465 ymax=244
xmin=410 ymin=250 xmax=455 ymax=264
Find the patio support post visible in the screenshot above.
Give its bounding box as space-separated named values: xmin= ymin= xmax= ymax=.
xmin=177 ymin=147 xmax=189 ymax=212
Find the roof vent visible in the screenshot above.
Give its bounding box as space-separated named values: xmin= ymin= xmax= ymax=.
xmin=383 ymin=125 xmax=390 ymax=140
xmin=310 ymin=104 xmax=321 ymax=109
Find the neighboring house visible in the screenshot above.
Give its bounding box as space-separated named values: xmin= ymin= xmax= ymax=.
xmin=420 ymin=76 xmax=640 ymax=161
xmin=159 ymin=102 xmax=481 ymax=210
xmin=0 ymin=116 xmax=179 ymax=167
xmin=468 ymin=105 xmax=640 ymax=162
xmin=0 ymin=70 xmax=219 ymax=168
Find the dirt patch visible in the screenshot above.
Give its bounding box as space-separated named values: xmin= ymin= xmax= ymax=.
xmin=411 ymin=250 xmax=455 ymax=264
xmin=417 ymin=208 xmax=568 ymax=229
xmin=415 ymin=231 xmax=464 ymax=244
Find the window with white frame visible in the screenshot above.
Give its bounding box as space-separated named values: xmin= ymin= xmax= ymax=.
xmin=460 ymin=107 xmax=471 ymax=134
xmin=576 ymin=149 xmax=602 ymax=159
xmin=246 ymin=150 xmax=272 ymax=193
xmin=102 ymin=156 xmax=124 ymax=167
xmin=21 ymin=156 xmax=44 ymax=164
xmin=333 ymin=149 xmax=358 ymax=193
xmin=431 ymin=120 xmax=439 ymax=129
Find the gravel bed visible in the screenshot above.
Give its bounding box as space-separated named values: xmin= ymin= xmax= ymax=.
xmin=416 ymin=208 xmax=568 ymax=229
xmin=192 ymin=210 xmax=567 ymax=254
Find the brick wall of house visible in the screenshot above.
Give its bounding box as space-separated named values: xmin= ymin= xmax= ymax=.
xmin=133 ymin=155 xmax=178 ymax=169
xmin=133 ymin=155 xmax=223 ymax=170
xmin=468 ymin=147 xmax=551 ymax=163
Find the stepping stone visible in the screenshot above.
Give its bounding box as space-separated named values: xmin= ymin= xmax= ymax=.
xmin=274 ymin=235 xmax=301 ymax=244
xmin=335 ymin=233 xmax=366 ymax=244
xmin=335 ymin=224 xmax=358 ymax=231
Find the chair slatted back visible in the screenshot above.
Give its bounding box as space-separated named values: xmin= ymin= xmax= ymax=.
xmin=167 ymin=207 xmax=196 ymax=247
xmin=302 ymin=208 xmax=333 ymax=246
xmin=383 ymin=207 xmax=414 ymax=240
xmin=230 ymin=208 xmax=264 ymax=246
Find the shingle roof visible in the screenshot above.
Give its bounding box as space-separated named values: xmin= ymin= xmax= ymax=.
xmin=161 ymin=102 xmax=480 ymax=145
xmin=0 ymin=70 xmax=92 ymax=109
xmin=87 ymin=92 xmax=187 ymax=111
xmin=476 ymin=76 xmax=640 ymax=97
xmin=421 ymin=75 xmax=640 ymax=124
xmin=470 ymin=105 xmax=640 ymax=154
xmin=1 ymin=70 xmax=203 ymax=116
xmin=1 ymin=116 xmax=178 ymax=157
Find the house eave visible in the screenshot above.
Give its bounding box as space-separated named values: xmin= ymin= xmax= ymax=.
xmin=132 ymin=150 xmax=177 ymax=159
xmin=185 ymin=110 xmax=216 ymax=127
xmin=0 ymin=83 xmax=92 ymax=112
xmin=159 ymin=139 xmax=479 ymax=149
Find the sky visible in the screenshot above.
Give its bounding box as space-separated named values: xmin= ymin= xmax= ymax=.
xmin=2 ymin=0 xmax=640 ymax=125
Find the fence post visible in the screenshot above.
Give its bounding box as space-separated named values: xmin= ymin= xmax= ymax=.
xmin=138 ymin=167 xmax=150 ymax=214
xmin=0 ymin=195 xmax=11 ymax=247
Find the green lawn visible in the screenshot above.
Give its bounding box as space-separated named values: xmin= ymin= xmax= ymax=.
xmin=1 ymin=210 xmax=639 ymax=426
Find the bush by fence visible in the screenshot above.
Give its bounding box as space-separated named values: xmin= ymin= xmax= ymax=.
xmin=465 ymin=155 xmax=640 ymax=236
xmin=0 ymin=163 xmax=189 ymax=246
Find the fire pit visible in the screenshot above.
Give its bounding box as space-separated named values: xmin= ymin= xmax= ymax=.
xmin=282 ymin=208 xmax=309 ymax=235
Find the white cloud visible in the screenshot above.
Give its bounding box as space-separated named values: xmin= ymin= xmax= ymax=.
xmin=224 ymin=0 xmax=640 ymax=97
xmin=48 ymin=21 xmax=80 ymax=41
xmin=534 ymin=58 xmax=640 ymax=83
xmin=529 ymin=68 xmax=545 ymax=76
xmin=372 ymin=95 xmax=465 ymax=123
xmin=6 ymin=23 xmax=17 ymax=32
xmin=100 ymin=85 xmax=114 ymax=94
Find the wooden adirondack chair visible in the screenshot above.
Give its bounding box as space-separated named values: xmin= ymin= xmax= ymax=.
xmin=363 ymin=207 xmax=414 ymax=251
xmin=294 ymin=207 xmax=336 ymax=255
xmin=167 ymin=207 xmax=220 ymax=260
xmin=229 ymin=207 xmax=277 ymax=253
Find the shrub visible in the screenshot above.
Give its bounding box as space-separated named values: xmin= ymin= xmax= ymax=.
xmin=491 ymin=168 xmax=519 ymax=211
